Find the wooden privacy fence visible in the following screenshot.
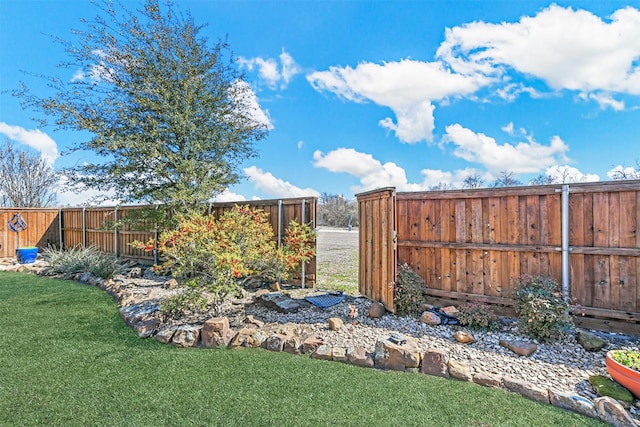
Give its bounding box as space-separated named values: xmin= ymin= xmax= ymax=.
xmin=357 ymin=180 xmax=640 ymax=335
xmin=0 ymin=197 xmax=317 ymax=287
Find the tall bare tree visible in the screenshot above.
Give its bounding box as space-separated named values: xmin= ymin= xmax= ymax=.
xmin=0 ymin=140 xmax=57 ymax=207
xmin=491 ymin=170 xmax=522 ymax=187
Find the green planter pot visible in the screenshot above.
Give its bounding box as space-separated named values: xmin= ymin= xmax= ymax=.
xmin=16 ymin=247 xmax=38 ymax=264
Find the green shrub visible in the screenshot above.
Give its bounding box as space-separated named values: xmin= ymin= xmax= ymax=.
xmin=393 ymin=264 xmax=426 ymax=316
xmin=42 ymin=246 xmax=122 ymax=279
xmin=457 ymin=303 xmax=501 ymax=331
xmin=159 ymin=289 xmax=208 ymax=320
xmin=132 ymin=206 xmax=316 ymax=315
xmin=513 ymin=275 xmax=573 ymax=342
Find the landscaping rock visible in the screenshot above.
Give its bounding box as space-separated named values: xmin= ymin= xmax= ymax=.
xmin=255 ymin=289 xmax=270 ymax=298
xmin=499 ymin=339 xmax=537 ymax=357
xmin=368 ymin=302 xmax=385 ymax=318
xmin=128 ymin=267 xmax=143 ymax=278
xmin=589 ymin=375 xmax=634 ymax=408
xmin=472 ymin=372 xmax=503 ymax=388
xmin=302 ymin=335 xmax=324 ymax=354
xmin=441 ymin=306 xmax=459 ymax=316
xmin=265 ymin=334 xmax=287 ymax=352
xmin=453 ymin=330 xmax=475 ymax=344
xmin=419 ymin=311 xmax=442 ymax=326
xmin=312 ymin=344 xmax=333 ymax=361
xmin=374 ymin=336 xmax=421 ymax=371
xmin=135 ymin=318 xmax=160 ymax=338
xmin=347 ymin=346 xmax=374 ymax=368
xmin=257 ymin=293 xmax=301 ymax=313
xmin=201 ymin=317 xmax=234 ymax=348
xmin=119 ymin=301 xmax=160 ymax=327
xmin=576 ymin=330 xmax=607 ymax=352
xmin=155 ymin=326 xmax=177 ymax=344
xmin=328 ymin=317 xmax=344 ymax=331
xmin=548 ymin=389 xmax=597 ymax=419
xmin=162 ymin=278 xmax=179 ymax=290
xmin=230 ymin=328 xmax=261 ymax=348
xmin=595 ymin=396 xmax=636 ymax=427
xmin=244 ymin=315 xmax=264 ymax=328
xmin=171 ymin=325 xmax=201 ymax=348
xmin=283 ymin=335 xmax=302 ymax=354
xmin=503 ymin=376 xmax=549 ymax=404
xmin=421 ymin=349 xmax=449 ymax=378
xmin=447 ymin=360 xmax=472 ymax=381
xmin=332 ymin=347 xmax=348 ymax=363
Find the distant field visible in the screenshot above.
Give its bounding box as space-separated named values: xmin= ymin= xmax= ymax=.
xmin=315 ymin=227 xmax=359 ymax=294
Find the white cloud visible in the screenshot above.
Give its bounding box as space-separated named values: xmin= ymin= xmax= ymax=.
xmin=583 ymin=92 xmax=626 ymax=111
xmin=437 ymin=5 xmax=640 ymax=99
xmin=211 ymin=190 xmax=247 ymax=202
xmin=0 ymin=122 xmax=59 ymax=166
xmin=607 ymin=165 xmax=640 ymax=180
xmin=307 ymin=59 xmax=491 ymax=143
xmin=312 ymin=147 xmax=480 ymax=193
xmin=544 ymin=165 xmax=600 ymax=183
xmin=244 ymin=166 xmax=319 ymax=198
xmin=297 ymin=140 xmax=304 ymax=149
xmin=238 ymin=49 xmax=302 ymax=90
xmin=443 ymin=124 xmax=570 ymax=174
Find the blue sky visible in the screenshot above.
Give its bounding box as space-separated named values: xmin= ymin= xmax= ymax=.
xmin=2 ymin=0 xmax=640 ymax=206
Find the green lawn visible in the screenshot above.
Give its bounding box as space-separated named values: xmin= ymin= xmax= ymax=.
xmin=0 ymin=271 xmax=605 ymax=426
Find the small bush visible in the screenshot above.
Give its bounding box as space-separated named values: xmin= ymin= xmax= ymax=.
xmin=513 ymin=275 xmax=573 ymax=342
xmin=159 ymin=289 xmax=208 ymax=320
xmin=393 ymin=264 xmax=426 ymax=316
xmin=42 ymin=246 xmax=122 ymax=279
xmin=457 ymin=303 xmax=501 ymax=331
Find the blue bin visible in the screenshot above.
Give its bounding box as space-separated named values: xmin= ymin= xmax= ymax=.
xmin=16 ymin=247 xmax=38 ymax=264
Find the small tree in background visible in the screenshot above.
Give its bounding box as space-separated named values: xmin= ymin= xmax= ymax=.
xmin=610 ymin=160 xmax=640 ymax=180
xmin=0 ymin=140 xmax=57 ymax=207
xmin=462 ymin=173 xmax=486 ymax=189
xmin=16 ymin=0 xmax=268 ymax=213
xmin=491 ymin=170 xmax=522 ymax=187
xmin=317 ymin=193 xmax=358 ymax=227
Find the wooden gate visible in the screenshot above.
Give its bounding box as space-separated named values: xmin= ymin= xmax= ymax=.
xmin=357 ymin=188 xmax=397 ymax=312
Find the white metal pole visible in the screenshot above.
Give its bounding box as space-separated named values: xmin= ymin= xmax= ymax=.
xmin=561 ymin=184 xmax=570 ymax=302
xmin=301 ymin=199 xmax=306 ymax=289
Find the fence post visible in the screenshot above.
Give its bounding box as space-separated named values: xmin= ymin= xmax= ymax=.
xmin=114 ymin=207 xmax=119 ymax=258
xmin=277 ymin=199 xmax=283 ymax=248
xmin=153 ymin=204 xmax=159 ymax=265
xmin=561 ymin=184 xmax=570 ymax=302
xmin=58 ymin=209 xmax=63 ymax=249
xmin=82 ymin=207 xmax=86 ymax=248
xmin=301 ymin=199 xmax=306 ymax=289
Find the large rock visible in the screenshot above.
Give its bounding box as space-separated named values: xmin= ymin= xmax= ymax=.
xmin=453 ymin=330 xmax=475 ymax=344
xmin=368 ymin=302 xmax=386 ymax=318
xmin=347 ymin=346 xmax=374 ymax=368
xmin=230 ymin=328 xmax=265 ymax=348
xmin=576 ymin=330 xmax=607 ymax=352
xmin=332 ymin=347 xmax=348 ymax=363
xmin=257 ymin=292 xmax=301 ymax=313
xmin=472 ymin=372 xmax=503 ymax=388
xmin=244 ymin=315 xmax=264 ymax=328
xmin=119 ymin=301 xmax=160 ymax=327
xmin=548 ymin=389 xmax=597 ymax=419
xmin=201 ymin=317 xmax=235 ymax=348
xmin=421 ymin=349 xmax=449 ymax=378
xmin=312 ymin=344 xmax=333 ymax=361
xmin=499 ymin=339 xmax=537 ymax=357
xmin=171 ymin=325 xmax=201 ymax=348
xmin=589 ymin=375 xmax=634 ymax=408
xmin=155 ymin=326 xmax=178 ymax=344
xmin=503 ymin=376 xmax=549 ymax=404
xmin=135 ymin=318 xmax=161 ymax=338
xmin=302 ymin=336 xmax=324 ymax=354
xmin=595 ymin=396 xmax=636 ymax=427
xmin=447 ymin=360 xmax=472 ymax=381
xmin=265 ymin=334 xmax=287 ymax=352
xmin=328 ymin=317 xmax=344 ymax=330
xmin=374 ymin=336 xmax=421 ymax=371
xmin=419 ymin=311 xmax=442 ymax=326
xmin=283 ymin=335 xmax=302 ymax=354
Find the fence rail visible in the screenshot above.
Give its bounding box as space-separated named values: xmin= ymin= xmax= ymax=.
xmin=1 ymin=197 xmax=317 ymax=286
xmin=357 ymin=180 xmax=640 ymax=335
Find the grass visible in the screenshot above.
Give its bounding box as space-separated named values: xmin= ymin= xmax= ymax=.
xmin=0 ymin=271 xmax=605 ymax=427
